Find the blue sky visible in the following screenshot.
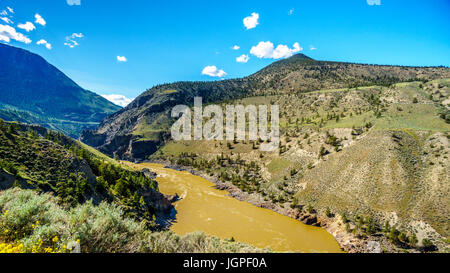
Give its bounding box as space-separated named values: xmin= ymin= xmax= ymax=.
xmin=1 ymin=0 xmax=449 ymax=106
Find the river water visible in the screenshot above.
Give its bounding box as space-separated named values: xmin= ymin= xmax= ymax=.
xmin=137 ymin=163 xmax=343 ymax=253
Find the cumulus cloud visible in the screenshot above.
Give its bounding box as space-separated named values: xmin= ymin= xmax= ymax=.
xmin=250 ymin=41 xmax=302 ymax=59
xmin=236 ymin=54 xmax=249 ymax=63
xmin=101 ymin=94 xmax=133 ymax=107
xmin=35 ymin=14 xmax=46 ymax=26
xmin=37 ymin=39 xmax=52 ymax=50
xmin=250 ymin=41 xmax=274 ymax=58
xmin=117 ymin=56 xmax=127 ymax=62
xmin=0 ymin=17 xmax=13 ymax=24
xmin=0 ymin=24 xmax=31 ymax=44
xmin=67 ymin=0 xmax=81 ymax=5
xmin=232 ymin=45 xmax=240 ymax=50
xmin=243 ymin=12 xmax=259 ymax=30
xmin=202 ymin=66 xmax=227 ymax=77
xmin=367 ymin=0 xmax=381 ymax=5
xmin=17 ymin=22 xmax=35 ymax=32
xmin=64 ymin=33 xmax=83 ymax=48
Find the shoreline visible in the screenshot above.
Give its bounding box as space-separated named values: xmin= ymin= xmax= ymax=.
xmin=141 ymin=160 xmax=379 ymax=253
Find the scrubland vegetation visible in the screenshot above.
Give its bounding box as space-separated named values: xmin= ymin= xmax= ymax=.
xmin=148 ymin=79 xmax=449 ymax=253
xmin=0 ymin=188 xmax=264 ymax=253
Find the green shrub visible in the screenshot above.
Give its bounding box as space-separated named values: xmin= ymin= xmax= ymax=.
xmin=0 ymin=188 xmax=265 ymax=253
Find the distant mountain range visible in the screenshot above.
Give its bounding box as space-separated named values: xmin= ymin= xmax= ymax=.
xmin=0 ymin=43 xmax=121 ymax=137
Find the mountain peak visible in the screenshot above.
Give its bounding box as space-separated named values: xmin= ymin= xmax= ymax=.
xmin=288 ymin=53 xmax=315 ymax=61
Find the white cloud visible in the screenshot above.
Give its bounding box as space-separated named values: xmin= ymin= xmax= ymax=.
xmin=35 ymin=14 xmax=46 ymax=26
xmin=17 ymin=22 xmax=35 ymax=32
xmin=117 ymin=56 xmax=127 ymax=62
xmin=250 ymin=41 xmax=273 ymax=59
xmin=367 ymin=0 xmax=381 ymax=5
xmin=37 ymin=39 xmax=52 ymax=50
xmin=202 ymin=66 xmax=227 ymax=77
xmin=7 ymin=7 xmax=13 ymax=14
xmin=0 ymin=17 xmax=13 ymax=24
xmin=64 ymin=40 xmax=78 ymax=48
xmin=101 ymin=94 xmax=133 ymax=107
xmin=243 ymin=12 xmax=259 ymax=30
xmin=309 ymin=45 xmax=317 ymax=50
xmin=250 ymin=41 xmax=302 ymax=59
xmin=64 ymin=33 xmax=83 ymax=48
xmin=232 ymin=45 xmax=240 ymax=50
xmin=236 ymin=54 xmax=249 ymax=63
xmin=0 ymin=11 xmax=6 ymax=16
xmin=288 ymin=8 xmax=294 ymax=15
xmin=0 ymin=24 xmax=31 ymax=44
xmin=67 ymin=0 xmax=81 ymax=5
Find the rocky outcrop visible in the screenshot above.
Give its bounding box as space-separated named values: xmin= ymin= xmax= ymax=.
xmin=141 ymin=186 xmax=172 ymax=213
xmin=78 ymin=130 xmax=107 ymax=148
xmin=0 ymin=169 xmax=33 ymax=190
xmin=128 ymin=139 xmax=159 ymax=161
xmin=299 ymin=213 xmax=320 ymax=226
xmin=142 ymin=168 xmax=157 ymax=179
xmin=165 ymin=194 xmax=180 ymax=203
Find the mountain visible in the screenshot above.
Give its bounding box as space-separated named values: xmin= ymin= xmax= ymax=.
xmin=81 ymin=53 xmax=450 ymax=161
xmin=0 ymin=43 xmax=121 ymax=137
xmin=148 ymin=78 xmax=450 ymax=252
xmin=80 ymin=54 xmax=449 ymax=252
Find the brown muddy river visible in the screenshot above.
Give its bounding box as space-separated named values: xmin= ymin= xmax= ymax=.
xmin=136 ymin=163 xmax=342 ymax=253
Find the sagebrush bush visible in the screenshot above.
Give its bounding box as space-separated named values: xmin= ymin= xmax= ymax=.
xmin=0 ymin=188 xmax=265 ymax=253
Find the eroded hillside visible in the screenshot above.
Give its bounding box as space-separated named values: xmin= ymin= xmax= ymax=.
xmin=81 ymin=54 xmax=450 ymax=161
xmin=148 ymin=79 xmax=449 ymax=252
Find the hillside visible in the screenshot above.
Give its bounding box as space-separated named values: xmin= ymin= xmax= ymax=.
xmin=81 ymin=54 xmax=450 ymax=161
xmin=79 ymin=54 xmax=450 ymax=252
xmin=0 ymin=43 xmax=121 ymax=137
xmin=149 ymin=78 xmax=449 ymax=252
xmin=0 ymin=119 xmax=268 ymax=253
xmin=0 ymin=120 xmax=171 ymax=224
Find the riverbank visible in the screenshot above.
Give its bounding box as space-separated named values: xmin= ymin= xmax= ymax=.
xmin=137 ymin=160 xmax=381 ymax=253
xmin=129 ymin=161 xmax=343 ymax=252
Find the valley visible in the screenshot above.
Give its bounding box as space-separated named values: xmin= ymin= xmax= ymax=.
xmin=129 ymin=162 xmax=343 ymax=253
xmin=0 ymin=47 xmax=448 ymax=253
xmin=143 ymin=78 xmax=450 ymax=253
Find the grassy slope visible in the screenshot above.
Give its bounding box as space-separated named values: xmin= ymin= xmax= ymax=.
xmin=151 ymin=79 xmax=450 ymax=250
xmin=0 ymin=121 xmax=266 ymax=253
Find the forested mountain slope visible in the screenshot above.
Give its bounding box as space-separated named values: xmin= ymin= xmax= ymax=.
xmin=81 ymin=54 xmax=449 ymax=161
xmin=0 ymin=43 xmax=120 ymax=137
